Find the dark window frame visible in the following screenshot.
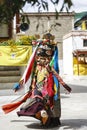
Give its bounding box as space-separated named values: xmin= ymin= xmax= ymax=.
xmin=83 ymin=39 xmax=87 ymax=47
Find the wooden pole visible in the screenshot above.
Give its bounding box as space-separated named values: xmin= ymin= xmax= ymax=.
xmin=16 ymin=12 xmax=20 ymax=33
xmin=77 ymin=54 xmax=79 ymax=76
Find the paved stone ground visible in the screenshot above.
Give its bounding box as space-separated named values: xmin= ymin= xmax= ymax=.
xmin=0 ymin=92 xmax=87 ymax=130
xmin=0 ymin=76 xmax=87 ymax=130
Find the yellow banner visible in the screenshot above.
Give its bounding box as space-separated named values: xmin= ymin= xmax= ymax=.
xmin=0 ymin=46 xmax=32 ymax=66
xmin=73 ymin=57 xmax=87 ymax=75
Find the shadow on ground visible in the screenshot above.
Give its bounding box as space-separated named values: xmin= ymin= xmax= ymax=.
xmin=11 ymin=119 xmax=87 ymax=129
xmin=60 ymin=84 xmax=87 ymax=94
xmin=61 ymin=119 xmax=87 ymax=130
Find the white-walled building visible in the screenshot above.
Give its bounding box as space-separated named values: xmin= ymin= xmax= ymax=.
xmin=63 ymin=30 xmax=87 ymax=76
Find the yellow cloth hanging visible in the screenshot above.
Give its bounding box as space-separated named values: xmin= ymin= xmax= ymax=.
xmin=82 ymin=21 xmax=86 ymax=30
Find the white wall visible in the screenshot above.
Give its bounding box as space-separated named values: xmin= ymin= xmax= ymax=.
xmin=63 ymin=31 xmax=87 ymax=76
xmin=63 ymin=37 xmax=73 ymax=75
xmin=72 ymin=36 xmax=87 ymax=50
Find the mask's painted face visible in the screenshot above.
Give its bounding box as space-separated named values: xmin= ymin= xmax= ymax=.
xmin=35 ymin=44 xmax=55 ymax=66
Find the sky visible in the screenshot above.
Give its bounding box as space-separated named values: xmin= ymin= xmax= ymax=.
xmin=70 ymin=0 xmax=87 ymax=12
xmin=23 ymin=0 xmax=87 ymax=13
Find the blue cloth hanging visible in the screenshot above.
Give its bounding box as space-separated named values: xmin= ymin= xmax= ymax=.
xmin=53 ymin=46 xmax=59 ymax=100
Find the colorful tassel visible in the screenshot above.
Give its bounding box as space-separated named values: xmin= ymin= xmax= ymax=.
xmin=50 ymin=46 xmax=59 ymax=100
xmin=2 ymin=92 xmax=32 ymax=114
xmin=13 ymin=45 xmax=39 ymax=92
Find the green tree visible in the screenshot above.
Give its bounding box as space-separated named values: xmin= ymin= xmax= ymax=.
xmin=0 ymin=0 xmax=73 ymax=24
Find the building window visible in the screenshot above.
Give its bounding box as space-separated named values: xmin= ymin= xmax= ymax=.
xmin=83 ymin=39 xmax=87 ymax=47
